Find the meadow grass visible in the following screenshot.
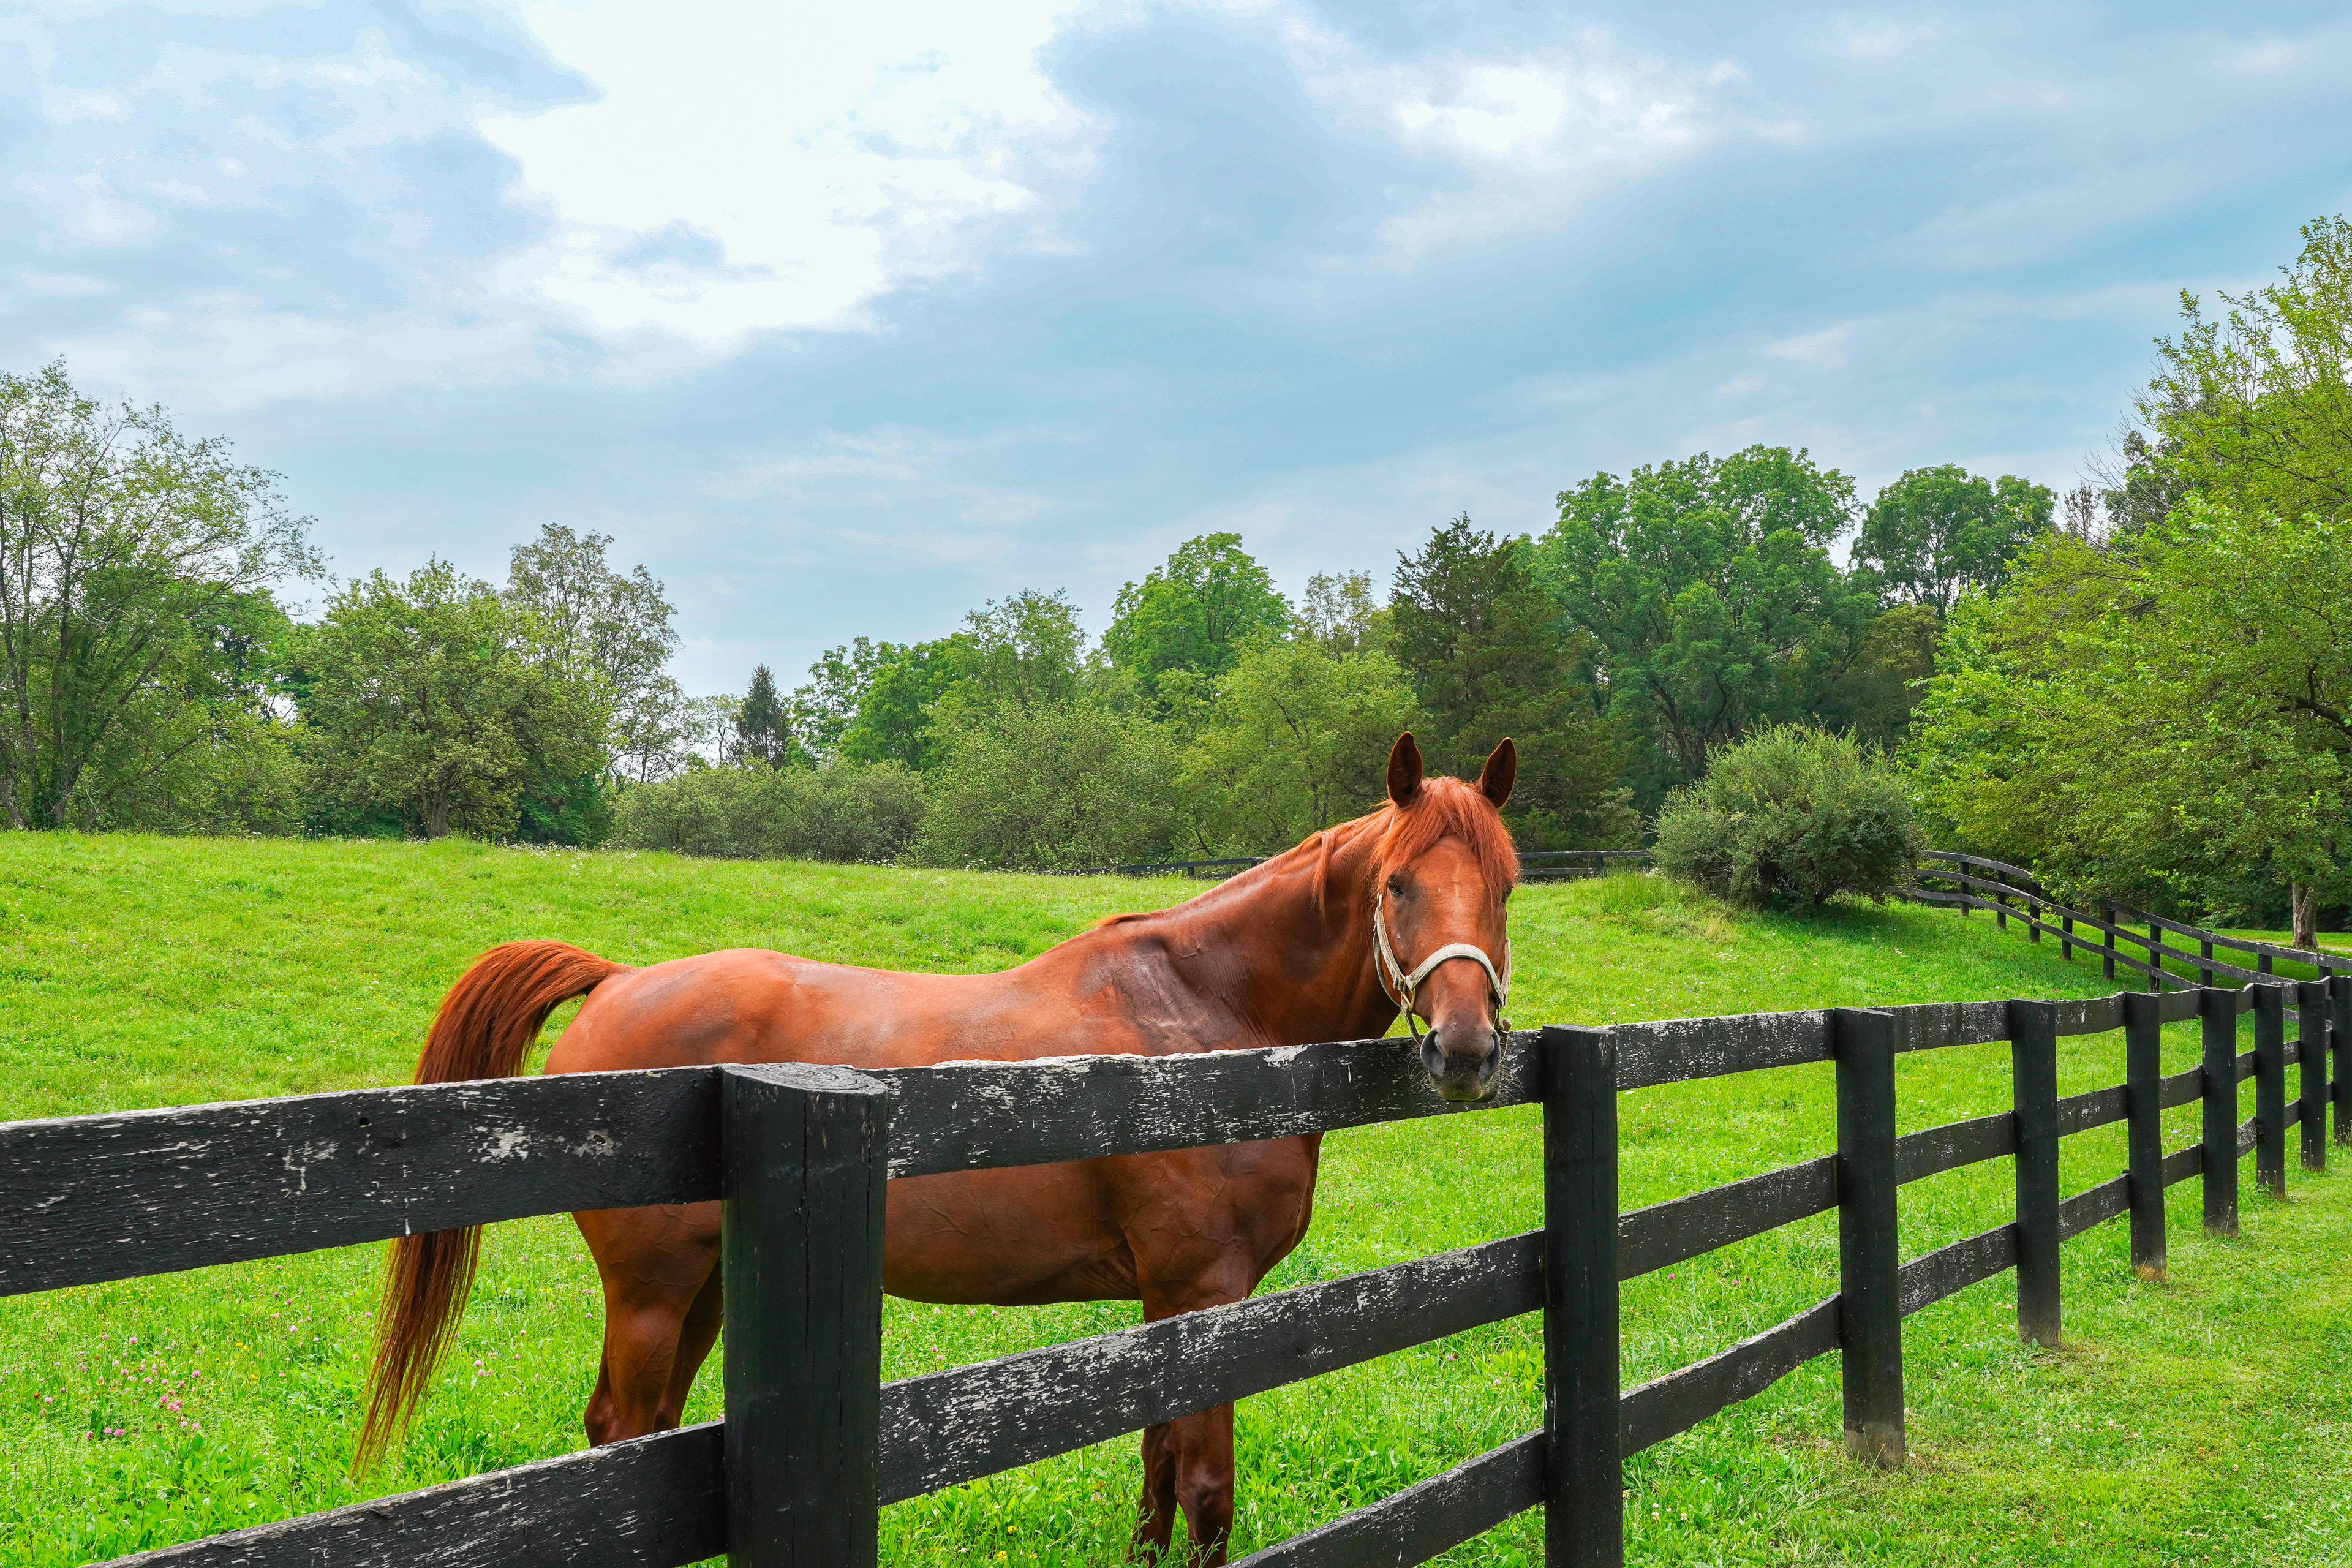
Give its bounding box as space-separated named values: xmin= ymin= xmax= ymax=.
xmin=1 ymin=834 xmax=2347 ymax=1565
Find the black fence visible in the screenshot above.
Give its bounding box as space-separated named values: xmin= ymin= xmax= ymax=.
xmin=6 ymin=981 xmax=2350 ymax=1566
xmin=1912 ymin=851 xmax=2350 ymax=988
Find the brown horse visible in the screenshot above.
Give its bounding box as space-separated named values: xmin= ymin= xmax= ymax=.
xmin=357 ymin=733 xmax=1519 ymax=1562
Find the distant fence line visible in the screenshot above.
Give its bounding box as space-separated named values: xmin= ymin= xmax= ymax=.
xmin=8 ymin=967 xmax=2349 ymax=1566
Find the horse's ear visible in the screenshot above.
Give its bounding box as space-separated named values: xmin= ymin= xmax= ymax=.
xmin=1387 ymin=733 xmax=1423 ymax=807
xmin=1478 ymin=738 xmax=1517 ymax=809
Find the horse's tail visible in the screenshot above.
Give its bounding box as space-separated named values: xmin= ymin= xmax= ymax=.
xmin=352 ymin=940 xmax=628 ymax=1474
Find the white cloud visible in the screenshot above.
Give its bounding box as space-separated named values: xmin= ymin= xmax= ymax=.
xmin=475 ymin=0 xmax=1101 ymax=348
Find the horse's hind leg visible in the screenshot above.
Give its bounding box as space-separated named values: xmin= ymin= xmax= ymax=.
xmin=1134 ymin=1404 xmax=1235 ymax=1564
xmin=573 ymin=1201 xmax=722 ymax=1445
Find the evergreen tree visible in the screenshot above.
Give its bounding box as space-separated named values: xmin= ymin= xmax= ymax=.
xmin=1390 ymin=516 xmax=1637 ymax=848
xmin=734 ymin=664 xmax=796 ymax=767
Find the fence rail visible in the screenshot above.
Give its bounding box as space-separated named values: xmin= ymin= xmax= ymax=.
xmin=1910 ymin=851 xmax=2349 ymax=989
xmin=12 ymin=971 xmax=2349 ymax=1568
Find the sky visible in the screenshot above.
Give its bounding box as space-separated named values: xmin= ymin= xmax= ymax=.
xmin=5 ymin=1 xmax=2350 ymax=695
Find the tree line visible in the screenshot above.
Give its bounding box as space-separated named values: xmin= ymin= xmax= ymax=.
xmin=6 ymin=215 xmax=2342 ymax=943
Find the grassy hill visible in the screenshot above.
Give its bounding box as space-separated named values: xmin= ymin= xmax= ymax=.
xmin=1 ymin=834 xmax=2347 ymax=1565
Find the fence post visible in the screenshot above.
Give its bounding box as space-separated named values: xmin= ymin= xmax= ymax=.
xmin=1994 ymin=872 xmax=2008 ymax=932
xmin=2008 ymin=1000 xmax=2061 ymax=1346
xmin=722 ymin=1063 xmax=891 ymax=1568
xmin=2060 ymin=911 xmax=2075 ymax=962
xmin=2200 ymin=989 xmax=2239 ymax=1237
xmin=2335 ymin=974 xmax=2352 ymax=1148
xmin=2198 ymin=939 xmax=2214 ymax=990
xmin=2253 ymin=986 xmax=2286 ymax=1197
xmin=1833 ymin=1007 xmax=1904 ymax=1469
xmin=2101 ymin=905 xmax=2117 ymax=982
xmin=2149 ymin=923 xmax=2164 ymax=991
xmin=1542 ymin=1025 xmax=1622 ymax=1568
xmin=2122 ymin=991 xmax=2166 ymax=1280
xmin=2297 ymin=981 xmax=2328 ymax=1174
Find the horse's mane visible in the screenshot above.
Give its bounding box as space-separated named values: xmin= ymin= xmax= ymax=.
xmin=1096 ymin=776 xmax=1515 ymax=929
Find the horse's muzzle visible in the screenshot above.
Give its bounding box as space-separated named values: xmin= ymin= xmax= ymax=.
xmin=1421 ymin=1025 xmax=1501 ymax=1103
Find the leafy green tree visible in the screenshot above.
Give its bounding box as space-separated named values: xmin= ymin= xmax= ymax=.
xmin=1102 ymin=534 xmax=1291 ymax=701
xmin=505 ymin=524 xmax=681 ymax=785
xmin=2136 ymin=215 xmax=2352 ymax=528
xmin=837 ymin=637 xmax=971 ymax=771
xmin=1910 ymin=497 xmax=2352 ymax=947
xmin=913 ymin=701 xmax=1182 ymax=870
xmin=957 ymin=589 xmax=1085 ymax=711
xmin=1297 ymin=570 xmax=1387 ymax=656
xmin=796 ymin=637 xmax=890 ymax=760
xmin=1539 ymin=445 xmax=1868 ymax=788
xmin=0 ymin=361 xmax=320 ymax=828
xmin=734 ymin=664 xmax=800 ymax=767
xmin=301 ymin=560 xmax=607 ymax=839
xmin=1391 ymin=516 xmax=1637 ymax=848
xmin=1180 ymin=636 xmax=1416 ymax=852
xmin=1811 ymin=601 xmax=1940 ymax=750
xmin=1851 ymin=466 xmax=2054 ymax=615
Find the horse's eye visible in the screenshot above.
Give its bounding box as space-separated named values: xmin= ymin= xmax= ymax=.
xmin=1385 ymin=873 xmax=1406 ymax=894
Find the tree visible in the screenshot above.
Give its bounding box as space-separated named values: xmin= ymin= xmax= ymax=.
xmin=959 ymin=589 xmax=1085 ymax=711
xmin=504 ymin=524 xmax=681 ymax=783
xmin=1810 ymin=601 xmax=1940 ymax=750
xmin=1539 ymin=445 xmax=1868 ymax=788
xmin=301 ymin=560 xmax=608 ymax=838
xmin=734 ymin=664 xmax=799 ymax=767
xmin=1180 ymin=636 xmax=1416 ymax=853
xmin=796 ymin=637 xmax=890 ymax=760
xmin=837 ymin=637 xmax=971 ymax=771
xmin=1851 ymin=466 xmax=2054 ymax=616
xmin=1909 ymin=498 xmax=2352 ymax=948
xmin=0 ymin=361 xmax=320 ymax=827
xmin=1297 ymin=570 xmax=1386 ymax=656
xmin=1102 ymin=534 xmax=1291 ymax=701
xmin=2136 ymin=214 xmax=2352 ymax=528
xmin=913 ymin=701 xmax=1183 ymax=870
xmin=1391 ymin=516 xmax=1638 ymax=848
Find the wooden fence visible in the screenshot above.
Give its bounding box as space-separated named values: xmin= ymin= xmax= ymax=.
xmin=6 ymin=976 xmax=2349 ymax=1567
xmin=1911 ymin=851 xmax=2350 ymax=989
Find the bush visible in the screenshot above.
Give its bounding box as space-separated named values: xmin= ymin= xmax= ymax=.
xmin=1653 ymin=726 xmax=1923 ymax=908
xmin=608 ymin=760 xmax=926 ymax=862
xmin=912 ymin=701 xmax=1183 ymax=870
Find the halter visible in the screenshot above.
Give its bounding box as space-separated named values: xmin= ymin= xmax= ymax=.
xmin=1373 ymin=888 xmax=1510 ymax=1041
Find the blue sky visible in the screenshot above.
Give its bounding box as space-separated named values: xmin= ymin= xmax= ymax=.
xmin=6 ymin=2 xmax=2349 ymax=696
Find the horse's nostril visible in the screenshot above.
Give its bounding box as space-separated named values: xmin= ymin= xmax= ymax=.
xmin=1420 ymin=1035 xmax=1447 ymax=1077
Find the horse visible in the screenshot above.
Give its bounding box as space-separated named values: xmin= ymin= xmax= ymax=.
xmin=356 ymin=733 xmax=1520 ymax=1564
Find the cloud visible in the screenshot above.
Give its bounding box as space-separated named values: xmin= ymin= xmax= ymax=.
xmin=474 ymin=0 xmax=1101 ymax=348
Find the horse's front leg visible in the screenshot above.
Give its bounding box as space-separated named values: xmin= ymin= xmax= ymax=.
xmin=1132 ymin=1256 xmax=1255 ymax=1563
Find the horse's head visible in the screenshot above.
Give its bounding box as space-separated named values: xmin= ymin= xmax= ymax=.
xmin=1374 ymin=732 xmax=1518 ymax=1103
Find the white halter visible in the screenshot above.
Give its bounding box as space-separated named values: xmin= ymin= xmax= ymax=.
xmin=1373 ymin=888 xmax=1510 ymax=1040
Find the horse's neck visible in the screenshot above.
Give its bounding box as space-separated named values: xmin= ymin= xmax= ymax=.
xmin=1159 ymin=832 xmax=1398 ymax=1047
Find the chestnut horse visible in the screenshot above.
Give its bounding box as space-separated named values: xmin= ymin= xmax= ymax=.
xmin=357 ymin=734 xmax=1519 ymax=1562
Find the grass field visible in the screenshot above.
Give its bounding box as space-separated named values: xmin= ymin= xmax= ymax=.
xmin=1 ymin=832 xmax=2348 ymax=1566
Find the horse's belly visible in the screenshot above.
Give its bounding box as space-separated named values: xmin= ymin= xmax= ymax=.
xmin=881 ymin=1166 xmax=1137 ymax=1305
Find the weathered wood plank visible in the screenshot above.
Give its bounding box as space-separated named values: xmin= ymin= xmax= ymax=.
xmin=1617 ymin=1157 xmax=1836 ymax=1280
xmin=1225 ymin=1434 xmax=1542 ymax=1568
xmin=1619 ymin=1297 xmax=1841 ymax=1455
xmin=1894 ymin=1112 xmax=2012 ymax=1184
xmin=2057 ymin=1174 xmax=2129 ymax=1240
xmin=873 ymin=1036 xmax=1540 ymax=1178
xmin=2160 ymin=1143 xmax=2203 ymax=1187
xmin=2055 ymin=1085 xmax=2127 ymax=1139
xmin=1896 ymin=1222 xmax=2018 ymax=1317
xmin=2159 ymin=1067 xmax=2203 ymax=1110
xmin=1887 ymin=1000 xmax=2010 ymax=1052
xmin=101 ymin=1423 xmax=722 ymax=1568
xmin=877 ymin=1232 xmax=1542 ymax=1503
xmin=1613 ymin=1011 xmax=1829 ymax=1088
xmin=0 ymin=1068 xmax=721 ymax=1298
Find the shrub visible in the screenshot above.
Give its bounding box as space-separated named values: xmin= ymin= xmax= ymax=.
xmin=608 ymin=760 xmax=925 ymax=862
xmin=1654 ymin=726 xmax=1923 ymax=908
xmin=912 ymin=701 xmax=1183 ymax=870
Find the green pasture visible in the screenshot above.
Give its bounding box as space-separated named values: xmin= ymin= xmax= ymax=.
xmin=1 ymin=834 xmax=2347 ymax=1566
